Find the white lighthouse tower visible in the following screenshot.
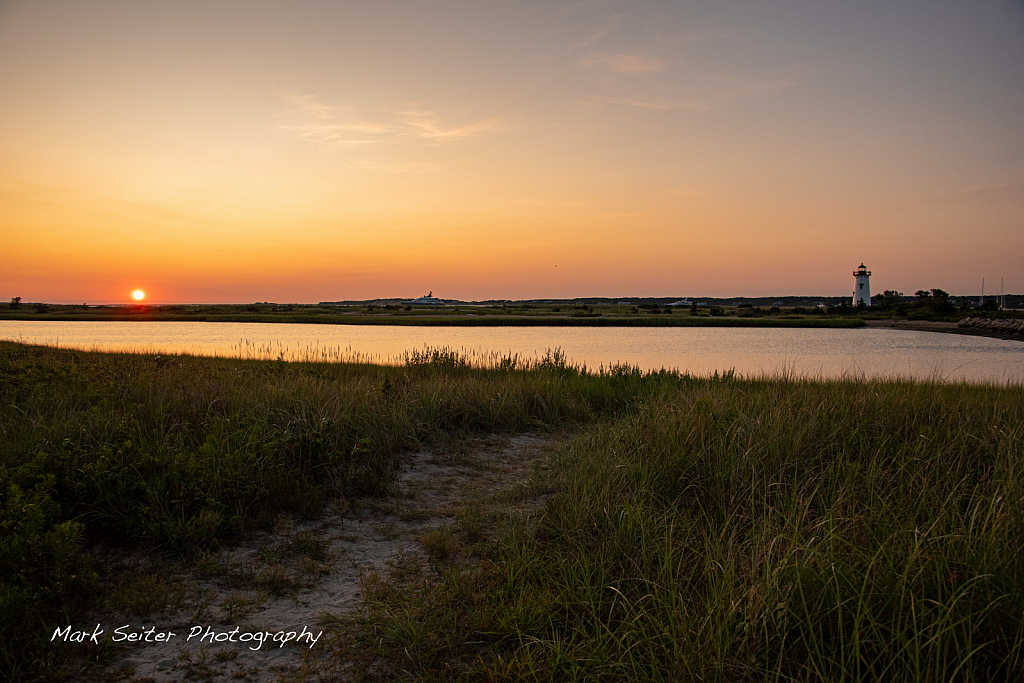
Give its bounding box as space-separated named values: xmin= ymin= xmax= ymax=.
xmin=852 ymin=263 xmax=871 ymax=306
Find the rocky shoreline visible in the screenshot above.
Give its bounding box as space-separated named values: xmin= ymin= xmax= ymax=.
xmin=957 ymin=316 xmax=1024 ymax=337
xmin=865 ymin=318 xmax=1024 ymax=341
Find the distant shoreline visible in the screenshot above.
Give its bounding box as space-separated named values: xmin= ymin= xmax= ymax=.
xmin=5 ymin=313 xmax=1022 ymax=340
xmin=0 ymin=313 xmax=866 ymax=329
xmin=865 ymin=319 xmax=1024 ymax=342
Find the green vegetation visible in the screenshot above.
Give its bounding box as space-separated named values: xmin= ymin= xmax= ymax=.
xmin=869 ymin=289 xmax=1023 ymax=323
xmin=0 ymin=301 xmax=871 ymax=328
xmin=4 ymin=295 xmax=1017 ymax=328
xmin=354 ymin=377 xmax=1023 ymax=681
xmin=1 ymin=341 xmax=1022 ymax=680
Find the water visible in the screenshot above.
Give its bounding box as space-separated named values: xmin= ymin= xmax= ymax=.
xmin=1 ymin=320 xmax=1022 ymax=383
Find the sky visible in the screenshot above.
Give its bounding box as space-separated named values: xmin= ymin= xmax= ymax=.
xmin=1 ymin=0 xmax=1022 ymax=303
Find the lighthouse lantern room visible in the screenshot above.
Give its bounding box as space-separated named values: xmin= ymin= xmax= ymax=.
xmin=853 ymin=263 xmax=871 ymax=306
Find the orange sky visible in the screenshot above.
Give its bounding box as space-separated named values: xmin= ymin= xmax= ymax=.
xmin=2 ymin=0 xmax=1022 ymax=303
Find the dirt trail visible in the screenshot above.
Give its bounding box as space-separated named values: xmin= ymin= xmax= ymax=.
xmin=87 ymin=434 xmax=554 ymax=682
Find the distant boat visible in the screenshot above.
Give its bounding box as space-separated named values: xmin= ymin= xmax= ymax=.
xmin=405 ymin=291 xmax=445 ymax=305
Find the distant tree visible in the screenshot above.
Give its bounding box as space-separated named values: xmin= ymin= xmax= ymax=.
xmin=875 ymin=290 xmax=904 ymax=310
xmin=10 ymin=296 xmax=21 ymax=309
xmin=913 ymin=289 xmax=953 ymax=314
xmin=828 ymin=301 xmax=851 ymax=314
xmin=929 ymin=288 xmax=951 ymax=309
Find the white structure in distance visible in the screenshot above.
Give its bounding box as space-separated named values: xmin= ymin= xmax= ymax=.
xmin=405 ymin=291 xmax=445 ymax=305
xmin=853 ymin=263 xmax=871 ymax=306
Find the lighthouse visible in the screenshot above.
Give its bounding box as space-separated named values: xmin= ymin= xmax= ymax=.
xmin=852 ymin=263 xmax=871 ymax=306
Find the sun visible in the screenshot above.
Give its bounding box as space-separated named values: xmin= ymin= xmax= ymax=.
xmin=132 ymin=289 xmax=145 ymax=301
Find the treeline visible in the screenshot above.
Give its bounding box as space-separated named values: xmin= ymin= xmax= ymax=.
xmin=869 ymin=288 xmax=1021 ymax=321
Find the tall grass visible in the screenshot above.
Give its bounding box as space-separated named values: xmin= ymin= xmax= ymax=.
xmin=357 ymin=376 xmax=1024 ymax=681
xmin=2 ymin=340 xmax=1021 ymax=681
xmin=0 ymin=341 xmax=669 ymax=680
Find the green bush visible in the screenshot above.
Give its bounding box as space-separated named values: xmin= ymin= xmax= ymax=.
xmin=0 ymin=473 xmax=95 ymax=679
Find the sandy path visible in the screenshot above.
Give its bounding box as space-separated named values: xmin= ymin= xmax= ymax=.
xmin=90 ymin=433 xmax=555 ymax=682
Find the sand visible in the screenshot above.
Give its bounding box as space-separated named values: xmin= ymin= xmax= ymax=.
xmin=87 ymin=433 xmax=555 ymax=682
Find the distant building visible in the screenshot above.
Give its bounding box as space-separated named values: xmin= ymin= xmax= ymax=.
xmin=853 ymin=263 xmax=871 ymax=306
xmin=405 ymin=291 xmax=444 ymax=305
xmin=669 ymin=299 xmax=692 ymax=306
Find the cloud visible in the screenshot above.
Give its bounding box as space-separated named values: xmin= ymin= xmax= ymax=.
xmin=397 ymin=109 xmax=502 ymax=140
xmin=576 ymin=52 xmax=665 ymax=73
xmin=938 ymin=178 xmax=1024 ymax=199
xmin=275 ymin=94 xmax=502 ymax=153
xmin=589 ymin=94 xmax=710 ymax=111
xmin=276 ymin=94 xmax=398 ymax=148
xmin=589 ymin=75 xmax=802 ymax=111
xmin=571 ymin=14 xmax=622 ymax=49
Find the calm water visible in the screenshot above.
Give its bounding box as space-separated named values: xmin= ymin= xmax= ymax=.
xmin=1 ymin=320 xmax=1022 ymax=383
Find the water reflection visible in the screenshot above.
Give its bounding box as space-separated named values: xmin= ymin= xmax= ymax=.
xmin=1 ymin=320 xmax=1021 ymax=384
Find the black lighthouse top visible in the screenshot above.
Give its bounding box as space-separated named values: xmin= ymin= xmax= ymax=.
xmin=853 ymin=263 xmax=871 ymax=276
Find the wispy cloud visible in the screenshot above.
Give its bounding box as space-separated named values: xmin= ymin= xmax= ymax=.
xmin=397 ymin=109 xmax=501 ymax=140
xmin=576 ymin=52 xmax=665 ymax=73
xmin=276 ymin=94 xmax=397 ymax=148
xmin=589 ymin=74 xmax=801 ymax=111
xmin=571 ymin=14 xmax=622 ymax=49
xmin=938 ymin=178 xmax=1024 ymax=199
xmin=276 ymin=93 xmax=502 ymax=154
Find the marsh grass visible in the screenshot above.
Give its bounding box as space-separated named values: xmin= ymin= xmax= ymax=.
xmin=1 ymin=340 xmax=1021 ymax=681
xmin=218 ymin=590 xmax=268 ymax=624
xmin=421 ymin=525 xmax=458 ymax=568
xmin=352 ymin=377 xmax=1024 ymax=682
xmin=104 ymin=569 xmax=188 ymax=616
xmin=0 ymin=340 xmax=659 ymax=679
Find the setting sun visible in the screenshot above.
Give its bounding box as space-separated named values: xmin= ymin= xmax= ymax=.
xmin=0 ymin=0 xmax=1020 ymax=303
xmin=132 ymin=290 xmax=145 ymax=301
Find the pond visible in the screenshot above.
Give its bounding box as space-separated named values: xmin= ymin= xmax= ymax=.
xmin=1 ymin=320 xmax=1022 ymax=383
